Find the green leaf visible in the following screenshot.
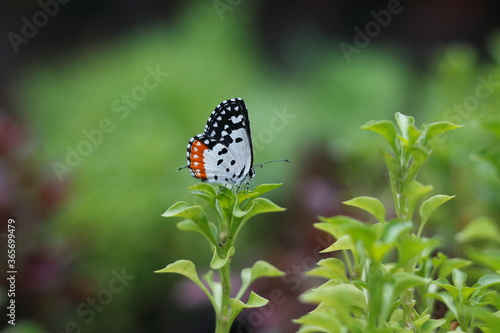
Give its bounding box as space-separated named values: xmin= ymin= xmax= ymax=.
xmin=294 ymin=307 xmax=343 ymax=333
xmin=162 ymin=202 xmax=218 ymax=248
xmin=421 ymin=121 xmax=463 ymax=146
xmin=189 ymin=182 xmax=217 ymax=196
xmin=413 ymin=314 xmax=431 ymax=330
xmin=202 ymin=270 xmax=216 ymax=294
xmin=189 ymin=183 xmax=217 ymax=206
xmin=382 ymin=221 xmax=412 ymax=244
xmin=438 ymin=258 xmax=472 ymax=279
xmin=398 ymin=237 xmax=441 ymax=264
xmin=176 ymin=220 xmax=218 ymax=244
xmin=343 ymin=196 xmax=386 ymax=223
xmin=210 ymin=246 xmax=235 ymax=270
xmin=406 ymin=146 xmax=430 ymax=182
xmin=228 ymin=292 xmax=269 ymax=324
xmin=313 ymin=222 xmax=345 ymax=240
xmin=316 ymin=215 xmax=364 ymax=239
xmin=433 ymin=278 xmax=459 ymax=300
xmin=237 ymin=183 xmax=282 ymax=203
xmin=451 ymin=269 xmax=466 ymax=291
xmin=155 ymin=260 xmax=216 ymax=309
xmin=468 ymin=307 xmax=500 ymax=332
xmin=477 ymin=274 xmax=500 ymax=288
xmin=306 ymin=258 xmax=348 ymax=282
xmin=456 ymin=217 xmax=500 ymax=245
xmin=395 ymin=112 xmax=420 ymax=144
xmin=361 ymin=119 xmax=398 ymax=152
xmin=404 ymin=180 xmax=433 ymax=219
xmin=300 ymin=283 xmax=367 ymax=310
xmin=426 ymin=291 xmax=457 ymax=319
xmin=216 ymin=186 xmax=236 ymax=215
xmin=421 ymin=318 xmax=447 ymax=331
xmin=392 ymin=272 xmax=429 ymax=296
xmin=236 ymin=261 xmax=284 ymax=299
xmin=419 ymin=195 xmax=455 ymax=233
xmin=382 ymin=151 xmax=401 ymax=205
xmin=320 ymin=234 xmax=354 ymax=253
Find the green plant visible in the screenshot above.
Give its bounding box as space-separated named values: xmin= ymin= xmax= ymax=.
xmin=156 ymin=183 xmax=285 ymax=333
xmin=295 ymin=113 xmax=500 ymax=332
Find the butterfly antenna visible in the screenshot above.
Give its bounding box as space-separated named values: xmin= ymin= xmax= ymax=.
xmin=178 ymin=165 xmax=188 ymax=171
xmin=253 ymin=159 xmax=289 ymax=169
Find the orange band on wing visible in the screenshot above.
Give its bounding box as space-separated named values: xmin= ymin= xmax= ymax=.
xmin=189 ymin=139 xmax=209 ymax=180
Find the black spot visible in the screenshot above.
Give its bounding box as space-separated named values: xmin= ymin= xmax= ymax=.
xmin=214 ymin=175 xmax=218 ymax=181
xmin=230 ymin=160 xmax=236 ymax=165
xmin=226 ymin=168 xmax=230 ymax=172
xmin=217 ymin=159 xmax=224 ymax=165
xmin=225 ymin=178 xmax=229 ymax=182
xmin=235 ymin=137 xmax=243 ymax=143
xmin=232 ymin=174 xmax=236 ymax=178
xmin=218 ymin=148 xmax=228 ymax=155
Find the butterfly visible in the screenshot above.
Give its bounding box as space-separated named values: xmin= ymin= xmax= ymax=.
xmin=179 ymin=98 xmax=287 ymax=186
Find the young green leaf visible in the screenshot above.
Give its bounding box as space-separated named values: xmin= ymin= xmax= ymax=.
xmin=433 ymin=278 xmax=459 ymax=300
xmin=419 ymin=194 xmax=455 ymax=230
xmin=382 ymin=221 xmax=412 ymax=244
xmin=305 ymin=258 xmax=348 ymax=282
xmin=189 ymin=183 xmax=217 ymax=206
xmin=294 ymin=307 xmax=343 ymax=333
xmin=421 ymin=318 xmax=447 ymax=331
xmin=452 ymin=269 xmax=467 ymax=291
xmin=395 ymin=112 xmax=420 ymax=144
xmin=210 ymin=246 xmax=235 ymax=270
xmin=176 ymin=219 xmax=218 ymax=245
xmin=228 ymin=292 xmax=269 ymax=324
xmin=155 ymin=260 xmax=216 ymax=309
xmin=404 ymin=180 xmax=433 ymax=219
xmin=426 ymin=291 xmax=458 ymax=319
xmin=361 ymin=119 xmax=398 ymax=152
xmin=392 ymin=272 xmax=430 ymax=296
xmin=316 ymin=215 xmax=364 ymax=238
xmin=320 ymin=234 xmax=354 ymax=253
xmin=438 ymin=258 xmax=471 ymax=279
xmin=476 ymin=274 xmax=500 ymax=288
xmin=237 ymin=183 xmax=283 ymax=203
xmin=343 ymin=196 xmax=386 ymax=223
xmin=162 ymin=202 xmax=218 ymax=248
xmin=236 ymin=261 xmax=284 ymax=299
xmin=421 ymin=121 xmax=463 ymax=146
xmin=405 ymin=146 xmax=430 ymax=182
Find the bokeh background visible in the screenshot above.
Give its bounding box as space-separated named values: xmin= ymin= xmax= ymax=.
xmin=1 ymin=0 xmax=500 ymax=332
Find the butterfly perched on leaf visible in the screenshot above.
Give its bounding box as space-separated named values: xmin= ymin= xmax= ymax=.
xmin=179 ymin=98 xmax=287 ymax=186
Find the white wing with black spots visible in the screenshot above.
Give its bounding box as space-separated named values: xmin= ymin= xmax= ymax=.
xmin=182 ymin=98 xmax=254 ymax=185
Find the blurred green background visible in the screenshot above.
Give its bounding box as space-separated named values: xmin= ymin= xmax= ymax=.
xmin=1 ymin=1 xmax=500 ymax=332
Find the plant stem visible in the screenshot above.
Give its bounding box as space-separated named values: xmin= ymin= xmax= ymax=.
xmin=395 ymin=150 xmax=416 ymax=331
xmin=215 ymin=259 xmax=232 ymax=333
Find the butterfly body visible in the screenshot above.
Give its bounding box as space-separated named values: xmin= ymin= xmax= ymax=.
xmin=182 ymin=98 xmax=254 ymax=185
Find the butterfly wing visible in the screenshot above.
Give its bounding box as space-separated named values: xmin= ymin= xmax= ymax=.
xmin=185 ymin=98 xmax=254 ymax=184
